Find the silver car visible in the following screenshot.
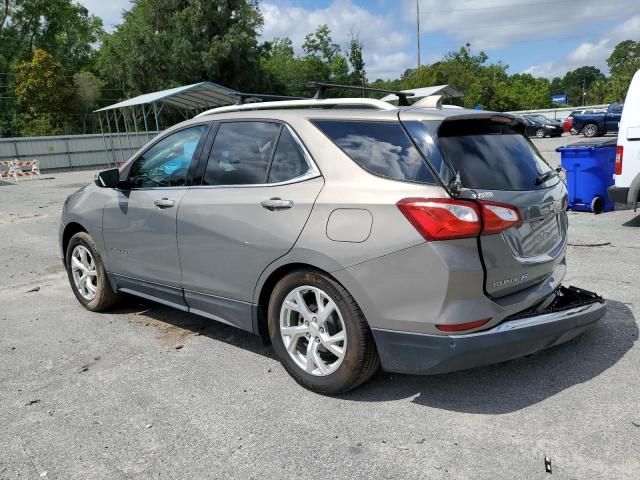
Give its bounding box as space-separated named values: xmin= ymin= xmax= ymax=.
xmin=60 ymin=100 xmax=606 ymax=394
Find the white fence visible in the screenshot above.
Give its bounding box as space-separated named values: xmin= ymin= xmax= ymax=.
xmin=507 ymin=104 xmax=609 ymax=121
xmin=0 ymin=132 xmax=159 ymax=171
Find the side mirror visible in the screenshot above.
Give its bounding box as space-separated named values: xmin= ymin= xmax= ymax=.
xmin=94 ymin=168 xmax=121 ymax=188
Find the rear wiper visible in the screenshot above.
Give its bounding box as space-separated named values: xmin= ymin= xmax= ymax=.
xmin=534 ymin=169 xmax=559 ymax=186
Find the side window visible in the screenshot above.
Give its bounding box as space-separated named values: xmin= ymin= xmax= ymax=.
xmin=312 ymin=120 xmax=436 ymax=184
xmin=203 ymin=122 xmax=280 ymax=186
xmin=128 ymin=125 xmax=207 ymax=188
xmin=267 ymin=128 xmax=310 ymax=183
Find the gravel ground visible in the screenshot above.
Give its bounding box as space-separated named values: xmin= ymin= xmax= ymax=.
xmin=1 ymin=152 xmax=638 ymax=479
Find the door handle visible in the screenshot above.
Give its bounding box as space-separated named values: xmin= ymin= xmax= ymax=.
xmin=261 ymin=197 xmax=294 ymax=211
xmin=154 ymin=198 xmax=175 ymax=209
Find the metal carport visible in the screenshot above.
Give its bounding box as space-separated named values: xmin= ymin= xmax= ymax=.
xmin=94 ymin=81 xmax=238 ymax=165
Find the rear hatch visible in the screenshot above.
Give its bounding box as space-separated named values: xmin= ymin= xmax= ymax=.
xmin=402 ymin=113 xmax=568 ymax=298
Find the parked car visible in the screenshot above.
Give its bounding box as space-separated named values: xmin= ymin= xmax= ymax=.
xmin=609 ymin=69 xmax=640 ymax=210
xmin=60 ymin=96 xmax=606 ymax=394
xmin=571 ymin=103 xmax=623 ymax=137
xmin=522 ymin=115 xmax=563 ymax=138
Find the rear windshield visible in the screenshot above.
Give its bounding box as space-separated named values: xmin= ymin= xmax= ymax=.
xmin=407 ymin=119 xmax=556 ymax=191
xmin=312 ymin=120 xmax=437 ymax=184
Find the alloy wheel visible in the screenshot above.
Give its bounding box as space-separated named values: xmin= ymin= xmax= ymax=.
xmin=279 ymin=285 xmax=347 ymax=376
xmin=71 ymin=245 xmax=98 ymax=301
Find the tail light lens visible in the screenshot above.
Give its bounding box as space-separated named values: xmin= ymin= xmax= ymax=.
xmin=397 ymin=198 xmax=481 ymax=240
xmin=615 ymin=145 xmax=623 ymax=175
xmin=397 ymin=198 xmax=521 ymax=241
xmin=481 ymin=202 xmax=523 ymax=234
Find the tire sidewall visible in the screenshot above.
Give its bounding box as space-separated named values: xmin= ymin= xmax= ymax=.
xmin=583 ymin=124 xmax=597 ymax=137
xmin=268 ymin=271 xmax=364 ymax=394
xmin=65 ymin=232 xmax=111 ymax=310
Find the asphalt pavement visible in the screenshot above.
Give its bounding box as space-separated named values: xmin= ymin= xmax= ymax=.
xmin=1 ymin=144 xmax=638 ymax=479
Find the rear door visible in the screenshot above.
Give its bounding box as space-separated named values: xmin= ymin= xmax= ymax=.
xmin=403 ymin=115 xmax=568 ymax=298
xmin=177 ymin=121 xmax=323 ymax=331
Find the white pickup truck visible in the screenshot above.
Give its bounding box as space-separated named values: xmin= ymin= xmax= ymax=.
xmin=609 ymin=69 xmax=640 ymax=211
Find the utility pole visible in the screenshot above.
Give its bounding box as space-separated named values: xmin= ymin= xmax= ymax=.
xmin=416 ymin=0 xmax=421 ymax=69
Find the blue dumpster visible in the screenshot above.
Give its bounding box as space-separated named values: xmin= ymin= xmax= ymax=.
xmin=556 ymin=139 xmax=616 ymax=214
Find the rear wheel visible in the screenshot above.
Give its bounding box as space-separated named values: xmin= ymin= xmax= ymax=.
xmin=66 ymin=232 xmax=121 ymax=311
xmin=268 ymin=270 xmax=379 ymax=394
xmin=535 ymin=128 xmax=546 ymax=138
xmin=583 ymin=123 xmax=598 ymax=137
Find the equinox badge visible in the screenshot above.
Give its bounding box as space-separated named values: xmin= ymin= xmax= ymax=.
xmin=493 ymin=273 xmax=529 ymax=288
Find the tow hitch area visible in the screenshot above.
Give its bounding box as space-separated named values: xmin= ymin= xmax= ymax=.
xmin=506 ymin=285 xmax=604 ymax=321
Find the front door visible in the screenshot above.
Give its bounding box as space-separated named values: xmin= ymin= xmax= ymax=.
xmin=102 ymin=123 xmax=209 ymax=307
xmin=178 ymin=121 xmax=323 ymax=330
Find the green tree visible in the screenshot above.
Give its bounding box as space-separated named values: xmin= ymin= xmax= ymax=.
xmin=72 ymin=71 xmax=104 ymax=133
xmin=98 ymin=0 xmax=265 ymax=96
xmin=562 ymin=66 xmax=605 ymax=106
xmin=607 ymin=40 xmax=640 ymax=78
xmin=587 ymin=79 xmax=607 ymax=104
xmin=347 ymin=33 xmax=366 ymax=87
xmin=14 ymin=49 xmax=73 ymax=135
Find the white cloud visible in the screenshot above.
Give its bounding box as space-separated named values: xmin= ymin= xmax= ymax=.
xmin=260 ymin=0 xmax=414 ymax=79
xmin=77 ymin=0 xmax=130 ymax=30
xmin=524 ymin=14 xmax=640 ymax=78
xmin=402 ymin=0 xmax=639 ymax=51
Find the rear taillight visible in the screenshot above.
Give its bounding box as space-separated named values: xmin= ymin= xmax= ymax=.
xmin=397 ymin=198 xmax=521 ymax=241
xmin=397 ymin=198 xmax=481 ymax=240
xmin=481 ymin=201 xmax=522 ymax=234
xmin=615 ymin=145 xmax=623 ymax=175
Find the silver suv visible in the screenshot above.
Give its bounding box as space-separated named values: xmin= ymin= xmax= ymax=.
xmin=60 ymin=97 xmax=606 ymax=394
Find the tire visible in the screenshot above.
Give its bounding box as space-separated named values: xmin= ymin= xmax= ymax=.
xmin=583 ymin=123 xmax=598 ymax=138
xmin=591 ymin=196 xmax=604 ymax=214
xmin=535 ymin=128 xmax=546 ymax=138
xmin=268 ymin=270 xmax=379 ymax=394
xmin=65 ymin=232 xmax=121 ymax=311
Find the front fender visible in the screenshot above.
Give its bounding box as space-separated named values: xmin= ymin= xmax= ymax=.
xmin=61 ymin=183 xmax=113 ymax=264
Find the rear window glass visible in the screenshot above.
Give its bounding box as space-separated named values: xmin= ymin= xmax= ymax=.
xmin=312 ymin=120 xmax=436 ymax=184
xmin=434 ymin=119 xmax=554 ymax=191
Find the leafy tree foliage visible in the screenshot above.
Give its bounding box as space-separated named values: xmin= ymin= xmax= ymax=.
xmin=261 ymin=25 xmax=364 ymax=97
xmin=14 ymin=49 xmax=74 ymax=135
xmin=97 ymin=0 xmax=265 ymax=95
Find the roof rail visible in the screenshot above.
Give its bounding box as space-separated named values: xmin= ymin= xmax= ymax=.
xmin=234 ymin=93 xmax=307 ymax=105
xmin=195 ymin=97 xmax=397 ymax=117
xmin=307 ymin=81 xmax=415 ymax=106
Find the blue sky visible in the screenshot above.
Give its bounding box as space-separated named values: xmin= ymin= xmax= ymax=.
xmin=80 ymin=0 xmax=640 ymax=80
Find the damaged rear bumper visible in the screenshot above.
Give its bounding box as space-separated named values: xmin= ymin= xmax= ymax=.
xmin=371 ymin=286 xmax=606 ymax=375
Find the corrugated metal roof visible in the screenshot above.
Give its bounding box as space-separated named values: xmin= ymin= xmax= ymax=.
xmin=380 ymin=84 xmax=464 ymax=102
xmin=95 ymin=81 xmax=239 ymax=112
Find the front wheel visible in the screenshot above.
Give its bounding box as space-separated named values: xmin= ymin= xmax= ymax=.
xmin=66 ymin=232 xmax=121 ymax=311
xmin=535 ymin=128 xmax=546 ymax=138
xmin=268 ymin=270 xmax=379 ymax=394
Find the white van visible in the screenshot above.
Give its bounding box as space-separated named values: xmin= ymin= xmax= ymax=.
xmin=609 ymin=69 xmax=640 ymax=210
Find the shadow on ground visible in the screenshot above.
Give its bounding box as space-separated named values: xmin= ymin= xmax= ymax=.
xmin=109 ymin=297 xmax=636 ymax=414
xmin=110 ymin=296 xmax=274 ymax=359
xmin=343 ymin=299 xmax=637 ymax=413
xmin=623 ymin=214 xmax=640 ymax=228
